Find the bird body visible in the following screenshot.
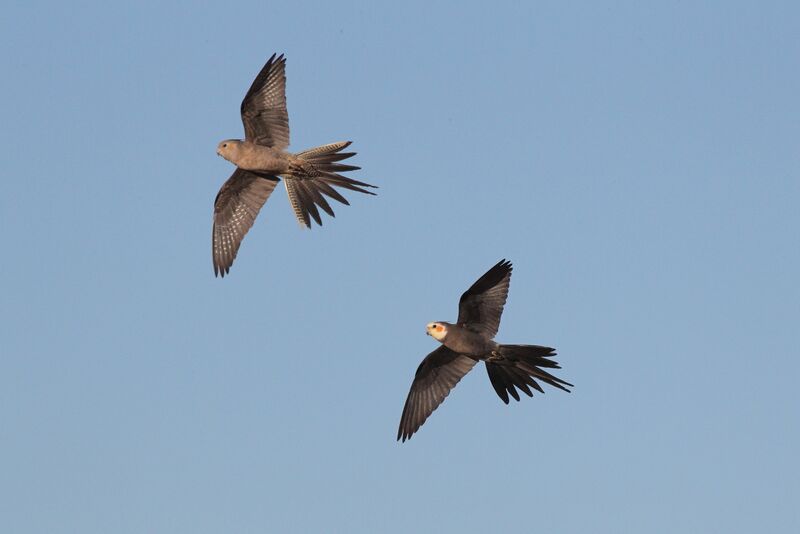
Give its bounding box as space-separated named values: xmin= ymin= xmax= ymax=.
xmin=211 ymin=54 xmax=377 ymax=277
xmin=217 ymin=140 xmax=291 ymax=173
xmin=428 ymin=321 xmax=498 ymax=356
xmin=398 ymin=260 xmax=573 ymax=442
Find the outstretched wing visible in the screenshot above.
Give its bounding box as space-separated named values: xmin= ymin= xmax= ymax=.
xmin=212 ymin=168 xmax=280 ymax=277
xmin=397 ymin=346 xmax=477 ymax=442
xmin=240 ymin=53 xmax=290 ymax=150
xmin=456 ymin=259 xmax=512 ymax=339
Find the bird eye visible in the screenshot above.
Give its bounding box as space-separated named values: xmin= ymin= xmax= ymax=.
xmin=222 ymin=143 xmax=227 ymax=148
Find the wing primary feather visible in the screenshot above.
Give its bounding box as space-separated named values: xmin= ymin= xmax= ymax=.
xmin=212 ymin=169 xmax=279 ymax=277
xmin=397 ymin=347 xmax=477 ymax=441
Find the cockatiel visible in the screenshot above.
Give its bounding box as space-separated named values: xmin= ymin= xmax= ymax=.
xmin=212 ymin=53 xmax=376 ymax=277
xmin=397 ymin=260 xmax=573 ymax=442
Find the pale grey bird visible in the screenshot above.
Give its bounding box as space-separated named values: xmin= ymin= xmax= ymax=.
xmin=397 ymin=260 xmax=573 ymax=442
xmin=212 ymin=53 xmax=376 ymax=277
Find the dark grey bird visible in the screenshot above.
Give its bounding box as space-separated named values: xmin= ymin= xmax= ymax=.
xmin=212 ymin=53 xmax=376 ymax=277
xmin=397 ymin=260 xmax=573 ymax=442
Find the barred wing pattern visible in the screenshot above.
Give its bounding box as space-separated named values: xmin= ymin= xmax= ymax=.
xmin=397 ymin=346 xmax=477 ymax=442
xmin=240 ymin=53 xmax=290 ymax=150
xmin=283 ymin=141 xmax=375 ymax=228
xmin=212 ymin=169 xmax=280 ymax=277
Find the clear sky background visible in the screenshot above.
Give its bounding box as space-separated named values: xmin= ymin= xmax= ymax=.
xmin=1 ymin=1 xmax=798 ymax=532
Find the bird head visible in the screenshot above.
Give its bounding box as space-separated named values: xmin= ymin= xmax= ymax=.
xmin=426 ymin=322 xmax=448 ymax=341
xmin=216 ymin=139 xmax=242 ymax=163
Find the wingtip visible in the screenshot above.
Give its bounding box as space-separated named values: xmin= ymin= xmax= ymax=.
xmin=263 ymin=53 xmax=286 ymax=72
xmin=487 ymin=258 xmax=512 ymax=273
xmin=213 ymin=260 xmax=231 ymax=278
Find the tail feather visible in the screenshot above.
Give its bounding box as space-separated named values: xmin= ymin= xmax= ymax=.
xmin=314 ymin=181 xmax=350 ymax=206
xmin=320 ymin=174 xmax=376 ymax=195
xmin=284 ymin=179 xmax=305 ymax=226
xmin=317 ymin=152 xmax=356 ymax=163
xmin=296 ymin=182 xmax=322 ymax=226
xmin=299 ymin=180 xmax=334 ymax=218
xmin=284 ymin=179 xmax=320 ymax=227
xmin=485 ymin=344 xmax=573 ymax=404
xmin=322 ymin=162 xmax=361 ymax=172
xmin=285 ymin=141 xmax=376 ymax=228
xmin=294 ymin=141 xmax=352 ymax=160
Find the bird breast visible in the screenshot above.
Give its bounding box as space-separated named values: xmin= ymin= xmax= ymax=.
xmin=442 ymin=324 xmax=497 ymax=357
xmin=231 ymin=143 xmax=290 ymax=174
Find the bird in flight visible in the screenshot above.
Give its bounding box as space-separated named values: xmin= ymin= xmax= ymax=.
xmin=397 ymin=260 xmax=573 ymax=442
xmin=212 ymin=53 xmax=377 ymax=277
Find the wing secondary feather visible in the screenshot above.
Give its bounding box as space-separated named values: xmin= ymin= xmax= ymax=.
xmin=397 ymin=346 xmax=477 ymax=442
xmin=212 ymin=169 xmax=280 ymax=277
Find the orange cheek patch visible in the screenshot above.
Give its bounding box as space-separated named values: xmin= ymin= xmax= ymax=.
xmin=435 ymin=325 xmax=444 ymax=333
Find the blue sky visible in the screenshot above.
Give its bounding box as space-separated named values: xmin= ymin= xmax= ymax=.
xmin=1 ymin=1 xmax=798 ymax=532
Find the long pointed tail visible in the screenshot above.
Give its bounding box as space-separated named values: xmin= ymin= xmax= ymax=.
xmin=485 ymin=345 xmax=573 ymax=404
xmin=284 ymin=141 xmax=377 ymax=228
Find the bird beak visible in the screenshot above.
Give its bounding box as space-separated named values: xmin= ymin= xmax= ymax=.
xmin=426 ymin=329 xmax=431 ymax=336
